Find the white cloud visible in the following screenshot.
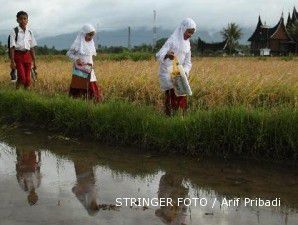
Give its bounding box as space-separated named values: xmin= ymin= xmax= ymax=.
xmin=0 ymin=0 xmax=297 ymax=37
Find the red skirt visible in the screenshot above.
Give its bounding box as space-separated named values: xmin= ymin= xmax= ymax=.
xmin=14 ymin=51 xmax=32 ymax=88
xmin=165 ymin=89 xmax=187 ymax=116
xmin=69 ymin=76 xmax=103 ymax=103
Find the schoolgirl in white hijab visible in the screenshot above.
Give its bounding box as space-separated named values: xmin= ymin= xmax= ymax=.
xmin=67 ymin=24 xmax=102 ymax=102
xmin=156 ymin=18 xmax=196 ymax=115
xmin=68 ymin=24 xmax=97 ymax=57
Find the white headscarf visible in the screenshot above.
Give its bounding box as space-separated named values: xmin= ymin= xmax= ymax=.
xmin=157 ymin=18 xmax=196 ymax=63
xmin=69 ymin=24 xmax=97 ymax=56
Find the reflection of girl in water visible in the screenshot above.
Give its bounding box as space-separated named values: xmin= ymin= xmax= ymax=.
xmin=72 ymin=160 xmax=99 ymax=216
xmin=15 ymin=149 xmax=42 ymax=206
xmin=155 ymin=173 xmax=189 ymax=225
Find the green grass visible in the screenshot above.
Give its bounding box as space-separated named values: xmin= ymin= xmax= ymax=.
xmin=96 ymin=52 xmax=153 ymax=61
xmin=0 ymin=88 xmax=297 ymax=161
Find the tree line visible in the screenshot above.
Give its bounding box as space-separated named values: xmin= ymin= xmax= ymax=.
xmin=0 ymin=22 xmax=297 ymax=56
xmin=0 ymin=23 xmax=246 ymax=56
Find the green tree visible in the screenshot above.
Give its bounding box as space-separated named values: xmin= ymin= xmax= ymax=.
xmin=220 ymin=23 xmax=242 ymax=54
xmin=154 ymin=38 xmax=167 ymax=52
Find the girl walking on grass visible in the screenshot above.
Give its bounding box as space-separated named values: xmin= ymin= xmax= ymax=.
xmin=156 ymin=18 xmax=196 ymax=116
xmin=67 ymin=24 xmax=103 ymax=102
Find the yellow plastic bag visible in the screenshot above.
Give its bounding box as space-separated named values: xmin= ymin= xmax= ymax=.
xmin=170 ymin=57 xmax=192 ymax=96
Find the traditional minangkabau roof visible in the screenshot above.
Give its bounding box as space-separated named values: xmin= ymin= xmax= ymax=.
xmin=292 ymin=7 xmax=298 ymax=21
xmin=248 ymin=16 xmax=263 ymax=41
xmin=286 ymin=7 xmax=298 ymax=42
xmin=286 ymin=12 xmax=293 ymax=29
xmin=270 ymin=15 xmax=292 ymax=40
xmin=248 ymin=13 xmax=292 ymax=42
xmin=197 ymin=38 xmax=228 ymax=51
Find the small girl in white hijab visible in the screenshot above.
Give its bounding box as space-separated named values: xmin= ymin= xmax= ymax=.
xmin=67 ymin=24 xmax=102 ymax=102
xmin=156 ymin=18 xmax=196 ymax=115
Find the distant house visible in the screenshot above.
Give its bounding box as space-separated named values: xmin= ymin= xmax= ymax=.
xmin=248 ymin=7 xmax=298 ymax=55
xmin=197 ymin=38 xmax=228 ymax=55
xmin=286 ymin=7 xmax=298 ymax=53
xmin=286 ymin=6 xmax=298 ymax=30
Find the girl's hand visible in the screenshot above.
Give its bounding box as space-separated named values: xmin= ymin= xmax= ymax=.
xmin=165 ymin=51 xmax=175 ymax=60
xmin=32 ymin=62 xmax=37 ymax=70
xmin=10 ymin=61 xmax=16 ymax=70
xmin=76 ymin=59 xmax=84 ymax=66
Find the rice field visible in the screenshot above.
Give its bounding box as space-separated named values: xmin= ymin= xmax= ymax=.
xmin=0 ymin=56 xmax=297 ymax=159
xmin=0 ymin=56 xmax=297 ymax=111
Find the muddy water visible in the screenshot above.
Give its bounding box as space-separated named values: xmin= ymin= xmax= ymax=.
xmin=0 ymin=129 xmax=297 ymax=225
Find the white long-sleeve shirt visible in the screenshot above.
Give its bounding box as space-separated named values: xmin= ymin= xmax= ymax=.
xmin=10 ymin=26 xmax=37 ymax=51
xmin=67 ymin=49 xmax=97 ymax=82
xmin=156 ymin=41 xmax=192 ymax=91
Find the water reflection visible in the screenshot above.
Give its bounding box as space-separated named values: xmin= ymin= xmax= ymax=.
xmin=0 ymin=129 xmax=297 ymax=225
xmin=16 ymin=149 xmax=42 ymax=206
xmin=155 ymin=173 xmax=188 ymax=225
xmin=72 ymin=160 xmax=99 ymax=216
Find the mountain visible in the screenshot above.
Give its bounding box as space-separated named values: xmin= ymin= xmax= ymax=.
xmin=37 ymin=28 xmax=173 ymax=50
xmin=197 ymin=27 xmax=252 ymax=45
xmin=0 ymin=27 xmax=253 ymax=49
xmin=0 ymin=34 xmax=8 ymax=46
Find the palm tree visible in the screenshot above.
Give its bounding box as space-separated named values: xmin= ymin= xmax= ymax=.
xmin=289 ymin=21 xmax=298 ymax=54
xmin=220 ymin=23 xmax=243 ymax=54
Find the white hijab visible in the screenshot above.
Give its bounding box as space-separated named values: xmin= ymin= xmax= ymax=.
xmin=157 ymin=18 xmax=196 ymax=63
xmin=69 ymin=24 xmax=97 ymax=56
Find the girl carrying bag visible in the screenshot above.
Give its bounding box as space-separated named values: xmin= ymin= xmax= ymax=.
xmin=70 ymin=63 xmax=92 ymax=89
xmin=170 ymin=57 xmax=192 ymax=96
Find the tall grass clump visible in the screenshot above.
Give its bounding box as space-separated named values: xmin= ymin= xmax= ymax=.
xmin=0 ymin=88 xmax=297 ymax=161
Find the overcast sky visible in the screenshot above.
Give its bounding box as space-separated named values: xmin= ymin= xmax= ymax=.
xmin=0 ymin=0 xmax=297 ymax=37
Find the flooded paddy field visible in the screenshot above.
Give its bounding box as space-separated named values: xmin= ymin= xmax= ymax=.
xmin=0 ymin=128 xmax=297 ymax=225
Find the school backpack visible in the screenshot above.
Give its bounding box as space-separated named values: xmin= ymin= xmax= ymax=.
xmin=7 ymin=27 xmax=32 ymax=59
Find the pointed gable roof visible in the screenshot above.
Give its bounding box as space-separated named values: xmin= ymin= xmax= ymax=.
xmin=248 ymin=16 xmax=263 ymax=41
xmin=292 ymin=7 xmax=298 ymax=21
xmin=198 ymin=37 xmax=228 ymax=51
xmin=249 ymin=14 xmax=292 ymax=42
xmin=286 ymin=12 xmax=292 ymax=28
xmin=270 ymin=15 xmax=291 ymax=40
